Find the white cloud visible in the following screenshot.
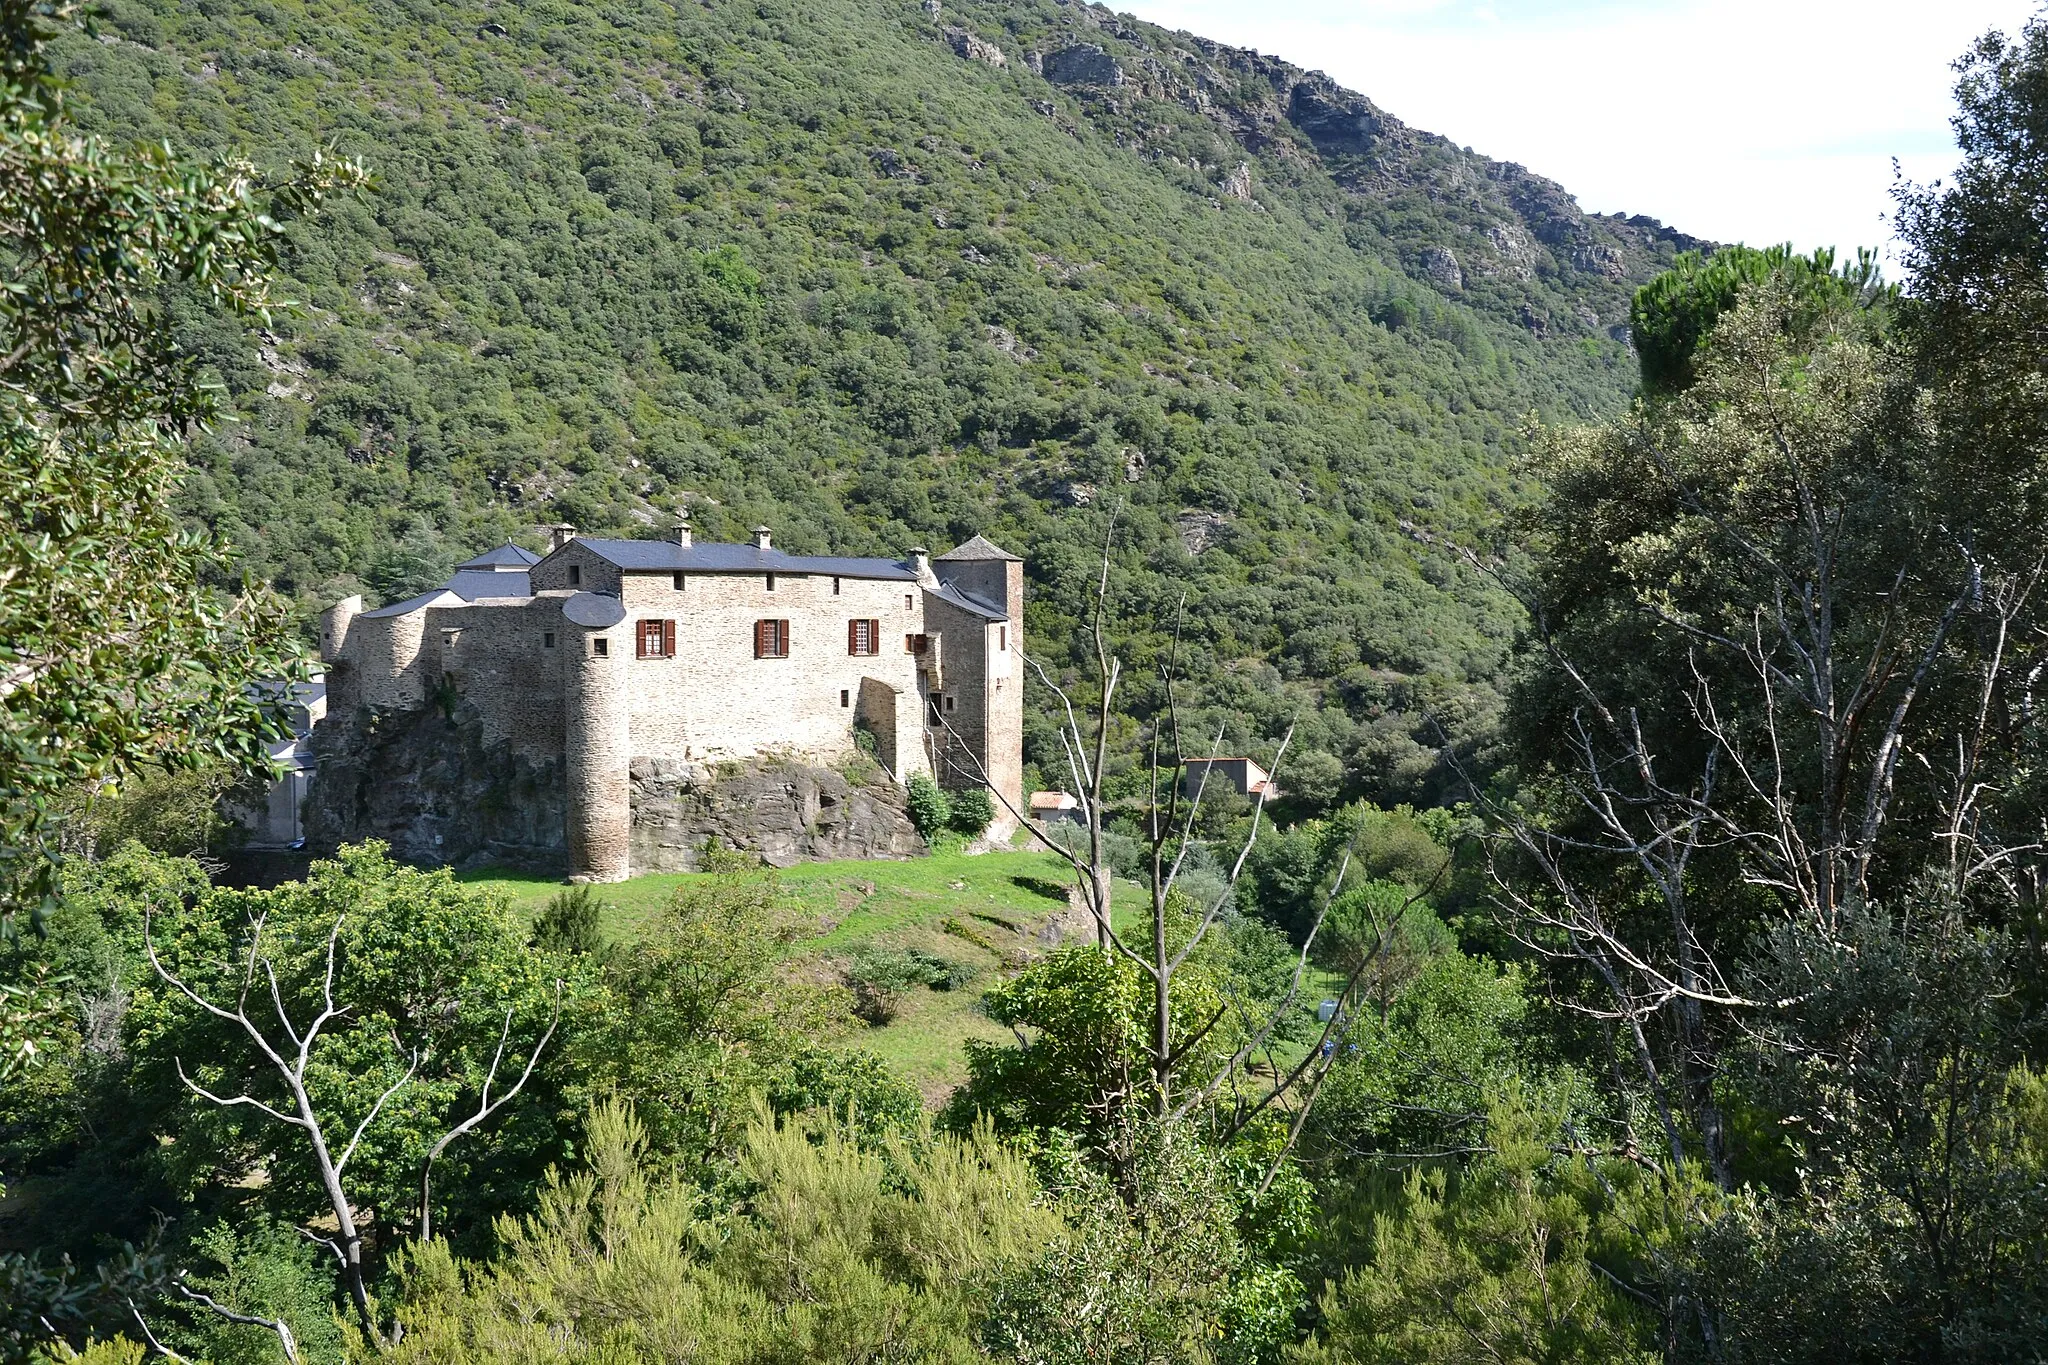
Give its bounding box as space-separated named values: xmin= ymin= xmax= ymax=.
xmin=1123 ymin=0 xmax=2041 ymax=263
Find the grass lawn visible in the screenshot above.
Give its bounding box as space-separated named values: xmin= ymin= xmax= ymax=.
xmin=458 ymin=848 xmax=1146 ymax=1103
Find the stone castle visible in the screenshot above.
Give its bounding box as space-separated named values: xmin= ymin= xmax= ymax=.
xmin=310 ymin=519 xmax=1023 ymax=881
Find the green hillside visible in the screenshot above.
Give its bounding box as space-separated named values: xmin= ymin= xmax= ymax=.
xmin=56 ymin=0 xmax=1698 ymax=807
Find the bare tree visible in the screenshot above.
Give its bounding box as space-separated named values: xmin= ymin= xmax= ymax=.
xmin=144 ymin=904 xmax=557 ymax=1347
xmin=932 ymin=512 xmax=1435 ymax=1186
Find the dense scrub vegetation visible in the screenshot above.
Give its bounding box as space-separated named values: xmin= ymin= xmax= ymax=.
xmin=16 ymin=0 xmax=2048 ymax=1361
xmin=48 ymin=0 xmax=1699 ymax=809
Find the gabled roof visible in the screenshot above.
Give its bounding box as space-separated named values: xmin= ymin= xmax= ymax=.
xmin=448 ymin=568 xmax=531 ymax=600
xmin=567 ymin=537 xmax=920 ymax=582
xmin=457 ymin=543 xmax=541 ymax=569
xmin=362 ymin=588 xmax=462 ymax=619
xmin=929 ymin=579 xmax=1007 ymax=621
xmin=935 ymin=534 xmax=1021 ymax=563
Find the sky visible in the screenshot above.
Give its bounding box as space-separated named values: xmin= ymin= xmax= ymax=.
xmin=1121 ymin=0 xmax=2042 ymax=264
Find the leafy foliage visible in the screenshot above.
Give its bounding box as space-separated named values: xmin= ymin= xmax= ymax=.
xmin=908 ymin=773 xmax=954 ymax=841
xmin=41 ymin=0 xmax=1697 ymax=820
xmin=0 ymin=0 xmax=362 ymax=920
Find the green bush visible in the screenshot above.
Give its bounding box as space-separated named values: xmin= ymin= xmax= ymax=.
xmin=842 ymin=946 xmax=975 ymax=1024
xmin=948 ymin=786 xmax=997 ymax=837
xmin=532 ymin=885 xmax=603 ymax=955
xmin=905 ymin=774 xmax=952 ymax=840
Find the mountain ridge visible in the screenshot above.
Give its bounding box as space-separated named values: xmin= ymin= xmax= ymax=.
xmin=55 ymin=0 xmax=1699 ymax=808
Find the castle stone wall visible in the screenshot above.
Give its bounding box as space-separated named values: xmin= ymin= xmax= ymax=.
xmin=614 ymin=569 xmax=924 ymax=765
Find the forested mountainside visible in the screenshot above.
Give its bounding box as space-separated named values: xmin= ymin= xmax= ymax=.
xmin=56 ymin=0 xmax=1699 ymax=806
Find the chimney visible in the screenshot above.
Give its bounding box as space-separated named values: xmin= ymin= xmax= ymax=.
xmin=753 ymin=525 xmax=772 ymax=551
xmin=668 ymin=511 xmax=692 ymax=548
xmin=549 ymin=523 xmax=577 ymax=553
xmin=909 ymin=546 xmax=931 ymax=581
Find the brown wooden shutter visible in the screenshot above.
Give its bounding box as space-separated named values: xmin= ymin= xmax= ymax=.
xmin=780 ymin=620 xmax=791 ymax=655
xmin=848 ymin=619 xmax=858 ymax=655
xmin=635 ymin=620 xmax=649 ymax=659
xmin=868 ymin=620 xmax=880 ymax=654
xmin=754 ymin=620 xmax=767 ymax=658
xmin=663 ymin=620 xmax=675 ymax=657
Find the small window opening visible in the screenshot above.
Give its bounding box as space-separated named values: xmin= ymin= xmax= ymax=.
xmin=840 ymin=688 xmax=851 ymax=708
xmin=568 ymin=564 xmax=582 ymax=586
xmin=592 ymin=637 xmax=608 ymax=657
xmin=673 ymin=573 xmax=686 ymax=591
xmin=832 ymin=576 xmax=841 ymax=595
xmin=904 ymin=593 xmax=914 ymax=611
xmin=927 ymin=695 xmax=942 ymax=725
xmin=999 ymin=625 xmax=1007 ymax=651
xmin=766 ymin=573 xmax=777 ymax=592
xmin=544 ymin=632 xmax=556 ymax=649
xmin=944 ymin=694 xmax=956 ymax=713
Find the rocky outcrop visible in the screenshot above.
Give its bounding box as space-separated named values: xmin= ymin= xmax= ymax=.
xmin=1420 ymin=245 xmax=1463 ymax=292
xmin=304 ymin=702 xmax=920 ymax=875
xmin=1042 ymin=43 xmax=1124 ymax=87
xmin=943 ymin=26 xmax=1006 ymax=67
xmin=629 ymin=755 xmax=921 ymax=871
xmin=305 ymin=701 xmax=567 ymax=872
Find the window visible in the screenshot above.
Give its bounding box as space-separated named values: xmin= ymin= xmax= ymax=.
xmin=567 ymin=564 xmax=581 ymax=586
xmin=544 ymin=632 xmax=556 ymax=649
xmin=832 ymin=576 xmax=841 ymax=595
xmin=999 ymin=625 xmax=1007 ymax=651
xmin=766 ymin=573 xmax=777 ymax=592
xmin=906 ymin=633 xmax=928 ymax=654
xmin=927 ymin=694 xmax=942 ymax=725
xmin=904 ymin=593 xmax=914 ymax=611
xmin=840 ymin=688 xmax=851 ymax=708
xmin=847 ymin=618 xmax=880 ymax=656
xmin=637 ymin=619 xmax=675 ymax=659
xmin=945 ymin=694 xmax=956 ymax=712
xmin=754 ymin=619 xmax=791 ymax=658
xmin=673 ymin=573 xmax=686 ymax=591
xmin=591 ymin=637 xmax=608 ymax=657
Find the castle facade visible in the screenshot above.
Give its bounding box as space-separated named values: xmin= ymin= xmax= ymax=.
xmin=317 ymin=520 xmax=1023 ymax=881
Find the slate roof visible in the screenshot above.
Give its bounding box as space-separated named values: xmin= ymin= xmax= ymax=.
xmin=456 ymin=543 xmax=541 ymax=569
xmin=361 ymin=588 xmax=461 ymax=619
xmin=447 ymin=568 xmax=532 ymax=600
xmin=934 ymin=534 xmax=1021 ymax=562
xmin=569 ymin=537 xmax=920 ymax=581
xmin=930 ymin=579 xmax=1007 ymax=621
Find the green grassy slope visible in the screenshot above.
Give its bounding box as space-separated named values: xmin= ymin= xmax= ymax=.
xmin=58 ymin=0 xmax=1696 ymax=808
xmin=464 ymin=848 xmax=1149 ymax=1097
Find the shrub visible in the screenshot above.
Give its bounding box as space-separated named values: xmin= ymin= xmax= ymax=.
xmin=532 ymin=885 xmax=603 ymax=954
xmin=843 ymin=947 xmax=975 ymax=1024
xmin=906 ymin=774 xmax=952 ymax=839
xmin=949 ymin=786 xmax=997 ymax=837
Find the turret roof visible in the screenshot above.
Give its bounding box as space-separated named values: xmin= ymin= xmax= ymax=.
xmin=934 ymin=534 xmax=1021 ymax=563
xmin=456 ymin=543 xmax=542 ymax=568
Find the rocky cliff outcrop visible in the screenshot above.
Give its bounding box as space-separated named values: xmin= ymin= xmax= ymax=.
xmin=932 ymin=0 xmax=1708 ymax=337
xmin=305 ymin=703 xmax=920 ymax=875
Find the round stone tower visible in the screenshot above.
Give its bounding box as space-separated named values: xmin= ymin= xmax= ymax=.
xmin=563 ymin=600 xmax=631 ymax=882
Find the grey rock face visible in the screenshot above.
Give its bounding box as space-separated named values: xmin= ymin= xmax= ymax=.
xmin=1286 ymin=82 xmax=1380 ymax=155
xmin=305 ymin=702 xmax=919 ymax=874
xmin=943 ymin=26 xmax=1006 ymax=67
xmin=1221 ymin=161 xmax=1254 ymax=201
xmin=1420 ymin=245 xmax=1462 ymax=292
xmin=1042 ymin=44 xmax=1124 ymax=87
xmin=629 ymin=755 xmax=921 ymax=870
